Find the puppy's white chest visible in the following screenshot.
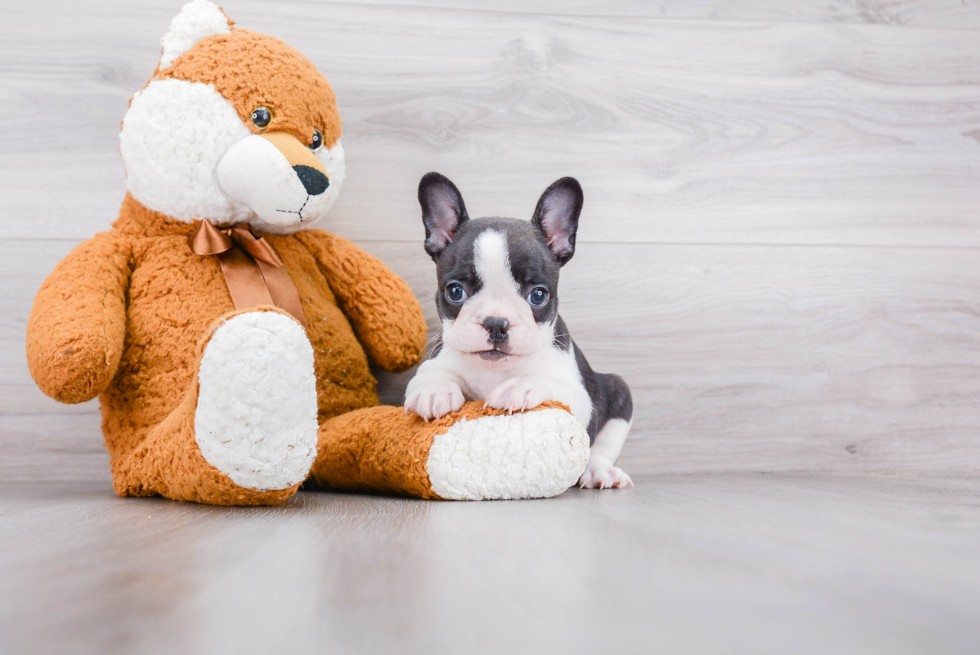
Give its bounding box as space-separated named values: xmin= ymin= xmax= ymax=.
xmin=457 ymin=346 xmax=593 ymax=428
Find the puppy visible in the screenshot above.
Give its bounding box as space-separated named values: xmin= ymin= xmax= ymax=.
xmin=404 ymin=173 xmax=633 ymax=489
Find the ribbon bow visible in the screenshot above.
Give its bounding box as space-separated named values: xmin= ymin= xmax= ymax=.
xmin=188 ymin=221 xmax=307 ymax=328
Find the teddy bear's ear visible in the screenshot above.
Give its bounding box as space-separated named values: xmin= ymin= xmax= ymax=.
xmin=159 ymin=0 xmax=233 ymax=69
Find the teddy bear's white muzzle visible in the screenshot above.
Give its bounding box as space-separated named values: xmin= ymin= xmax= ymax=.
xmin=217 ymin=135 xmax=345 ymax=234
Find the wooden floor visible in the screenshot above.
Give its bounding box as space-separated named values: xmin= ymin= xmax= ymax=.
xmin=1 ymin=473 xmax=978 ymax=655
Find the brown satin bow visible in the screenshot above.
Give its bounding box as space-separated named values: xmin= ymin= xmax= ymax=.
xmin=188 ymin=221 xmax=307 ymax=328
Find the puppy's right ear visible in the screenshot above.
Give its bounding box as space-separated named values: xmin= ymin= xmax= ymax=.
xmin=419 ymin=172 xmax=469 ymax=260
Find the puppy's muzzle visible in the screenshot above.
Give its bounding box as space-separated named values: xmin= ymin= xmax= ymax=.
xmin=483 ymin=317 xmax=509 ymax=345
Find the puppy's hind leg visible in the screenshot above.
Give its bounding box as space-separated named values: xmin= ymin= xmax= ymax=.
xmin=579 ymin=419 xmax=633 ymax=489
xmin=579 ymin=373 xmax=633 ymax=489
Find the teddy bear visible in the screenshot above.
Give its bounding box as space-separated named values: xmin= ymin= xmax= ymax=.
xmin=25 ymin=0 xmax=590 ymax=505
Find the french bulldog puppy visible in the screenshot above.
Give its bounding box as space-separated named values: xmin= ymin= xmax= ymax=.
xmin=405 ymin=173 xmax=633 ymax=489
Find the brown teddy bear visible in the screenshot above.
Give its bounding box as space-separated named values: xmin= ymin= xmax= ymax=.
xmin=26 ymin=0 xmax=589 ymax=505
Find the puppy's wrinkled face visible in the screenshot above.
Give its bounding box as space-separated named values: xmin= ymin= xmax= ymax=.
xmin=438 ymin=221 xmax=559 ymax=369
xmin=419 ymin=173 xmax=583 ymax=371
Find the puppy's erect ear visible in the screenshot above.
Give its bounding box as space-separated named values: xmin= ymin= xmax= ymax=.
xmin=531 ymin=177 xmax=583 ymax=266
xmin=159 ymin=0 xmax=233 ymax=69
xmin=419 ymin=172 xmax=469 ymax=260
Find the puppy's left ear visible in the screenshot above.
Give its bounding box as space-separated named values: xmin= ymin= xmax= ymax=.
xmin=532 ymin=177 xmax=583 ymax=266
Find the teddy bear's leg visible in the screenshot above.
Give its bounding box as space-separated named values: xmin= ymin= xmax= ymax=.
xmin=112 ymin=308 xmax=319 ymax=505
xmin=310 ymin=401 xmax=591 ymax=500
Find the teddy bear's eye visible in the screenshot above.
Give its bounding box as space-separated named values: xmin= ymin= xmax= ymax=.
xmin=250 ymin=107 xmax=272 ymax=129
xmin=309 ymin=129 xmax=323 ymax=151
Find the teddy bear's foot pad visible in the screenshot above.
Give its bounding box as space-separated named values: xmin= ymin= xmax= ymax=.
xmin=195 ymin=311 xmax=318 ymax=491
xmin=426 ymin=407 xmax=590 ymax=500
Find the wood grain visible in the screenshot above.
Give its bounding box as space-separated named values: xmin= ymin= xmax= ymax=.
xmin=342 ymin=0 xmax=980 ymax=29
xmin=2 ymin=474 xmax=979 ymax=654
xmin=3 ymin=1 xmax=980 ymax=246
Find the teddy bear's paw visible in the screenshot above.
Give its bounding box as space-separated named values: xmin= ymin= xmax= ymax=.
xmin=195 ymin=311 xmax=318 ymax=491
xmin=426 ymin=407 xmax=590 ymax=500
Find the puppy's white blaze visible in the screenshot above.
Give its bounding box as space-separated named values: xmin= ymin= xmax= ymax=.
xmin=474 ymin=230 xmax=519 ymax=302
xmin=426 ymin=408 xmax=590 ymax=500
xmin=160 ymin=0 xmax=231 ymax=68
xmin=121 ymin=78 xmax=252 ymax=224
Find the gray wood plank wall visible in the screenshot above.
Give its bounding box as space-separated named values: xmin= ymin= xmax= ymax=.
xmin=2 ymin=0 xmax=979 ymax=479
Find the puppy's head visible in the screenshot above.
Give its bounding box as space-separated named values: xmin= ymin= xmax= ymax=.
xmin=418 ymin=172 xmax=583 ymax=370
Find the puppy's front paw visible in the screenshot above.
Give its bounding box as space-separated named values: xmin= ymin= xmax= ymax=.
xmin=578 ymin=462 xmax=633 ymax=489
xmin=485 ymin=377 xmax=549 ymax=414
xmin=405 ymin=381 xmax=465 ymax=422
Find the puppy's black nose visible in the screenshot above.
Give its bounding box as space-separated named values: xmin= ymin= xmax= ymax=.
xmin=483 ymin=317 xmax=509 ymax=345
xmin=293 ymin=165 xmax=330 ymax=196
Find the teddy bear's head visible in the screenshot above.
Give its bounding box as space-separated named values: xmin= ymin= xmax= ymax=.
xmin=119 ymin=0 xmax=345 ymax=234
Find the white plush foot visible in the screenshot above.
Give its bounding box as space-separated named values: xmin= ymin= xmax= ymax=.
xmin=405 ymin=381 xmax=465 ymax=421
xmin=195 ymin=311 xmax=318 ymax=491
xmin=426 ymin=408 xmax=590 ymax=500
xmin=578 ymin=462 xmax=633 ymax=489
xmin=484 ymin=377 xmax=549 ymax=414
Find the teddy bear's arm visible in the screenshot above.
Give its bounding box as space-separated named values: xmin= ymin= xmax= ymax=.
xmin=296 ymin=230 xmax=428 ymax=373
xmin=26 ymin=232 xmax=132 ymax=404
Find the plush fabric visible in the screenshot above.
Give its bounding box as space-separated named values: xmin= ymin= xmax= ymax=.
xmin=159 ymin=0 xmax=231 ymax=68
xmin=27 ymin=195 xmax=427 ymax=504
xmin=157 ymin=29 xmax=342 ymax=150
xmin=194 ymin=310 xmax=318 ymax=492
xmin=312 ymin=400 xmax=588 ymax=501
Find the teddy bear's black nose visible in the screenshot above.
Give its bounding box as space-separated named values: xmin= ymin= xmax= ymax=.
xmin=293 ymin=165 xmax=330 ymax=196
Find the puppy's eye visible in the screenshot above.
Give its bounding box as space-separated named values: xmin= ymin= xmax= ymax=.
xmin=527 ymin=287 xmax=549 ymax=307
xmin=446 ymin=283 xmax=467 ymax=304
xmin=309 ymin=129 xmax=323 ymax=151
xmin=250 ymin=107 xmax=272 ymax=129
